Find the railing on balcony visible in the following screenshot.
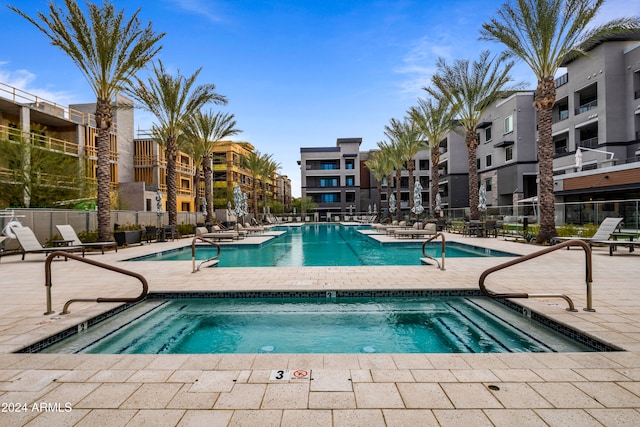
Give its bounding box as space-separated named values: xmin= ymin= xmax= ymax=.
xmin=578 ymin=137 xmax=599 ymax=149
xmin=0 ymin=125 xmax=79 ymax=156
xmin=575 ymin=99 xmax=597 ymax=115
xmin=555 ymin=73 xmax=568 ymax=88
xmin=554 ymin=145 xmax=568 ymax=155
xmin=0 ymin=81 xmax=117 ymax=132
xmin=555 ymin=110 xmax=569 ymax=122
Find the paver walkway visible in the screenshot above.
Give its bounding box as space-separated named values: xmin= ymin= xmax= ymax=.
xmin=1 ymin=231 xmax=640 ymax=426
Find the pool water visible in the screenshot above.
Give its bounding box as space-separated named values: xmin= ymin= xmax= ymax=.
xmin=129 ymin=224 xmax=516 ymax=267
xmin=40 ymin=296 xmax=593 ymax=354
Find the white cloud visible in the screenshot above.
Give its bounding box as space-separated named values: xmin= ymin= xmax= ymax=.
xmin=166 ymin=0 xmax=224 ymax=23
xmin=0 ymin=65 xmax=76 ymax=106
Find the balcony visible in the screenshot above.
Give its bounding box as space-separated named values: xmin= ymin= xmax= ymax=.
xmin=578 ymin=137 xmax=599 ymax=149
xmin=575 ymin=100 xmax=597 ymax=115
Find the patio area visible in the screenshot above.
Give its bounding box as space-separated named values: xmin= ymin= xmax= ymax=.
xmin=1 ymin=231 xmax=640 ymax=426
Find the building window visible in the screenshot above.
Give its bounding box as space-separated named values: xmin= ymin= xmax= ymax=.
xmin=345 ymin=192 xmax=355 ymax=203
xmin=419 ymin=159 xmax=429 ymax=170
xmin=485 ymin=126 xmax=492 ymax=142
xmin=477 ymin=158 xmax=481 ymax=169
xmin=485 ymin=178 xmax=492 ymax=192
xmin=345 ymin=159 xmax=354 ymax=169
xmin=319 ymin=178 xmax=338 ymax=187
xmin=554 ymin=139 xmax=568 ymax=155
xmin=504 ymin=115 xmax=513 ymax=134
xmin=320 ymin=193 xmax=339 ymax=203
xmin=505 ymin=145 xmax=513 ymax=161
xmin=486 ymin=154 xmax=492 ymax=167
xmin=345 ymin=176 xmax=355 ymax=186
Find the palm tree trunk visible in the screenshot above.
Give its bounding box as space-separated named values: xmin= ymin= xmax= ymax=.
xmin=204 ymin=155 xmax=213 ymax=223
xmin=376 ymin=181 xmax=382 ymax=220
xmin=194 ymin=165 xmax=201 ymax=213
xmin=535 ymin=77 xmax=558 ymax=243
xmin=385 ymin=174 xmax=392 ymax=221
xmin=96 ymin=98 xmax=112 ymax=241
xmin=395 ymin=170 xmax=402 ymax=221
xmin=166 ymin=136 xmax=178 ymax=226
xmin=431 ymin=150 xmax=440 ymax=215
xmin=466 ymin=130 xmax=479 ymax=220
xmin=407 ymin=159 xmax=415 ymax=218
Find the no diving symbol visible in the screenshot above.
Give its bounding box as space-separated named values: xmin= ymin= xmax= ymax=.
xmin=292 ymin=369 xmax=309 ymax=380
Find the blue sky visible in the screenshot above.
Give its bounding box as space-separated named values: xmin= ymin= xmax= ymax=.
xmin=1 ymin=0 xmax=637 ymax=197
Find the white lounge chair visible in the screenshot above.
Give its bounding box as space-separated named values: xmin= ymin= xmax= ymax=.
xmin=56 ymin=225 xmax=117 ymax=255
xmin=9 ymin=226 xmax=82 ymax=260
xmin=552 ymin=217 xmax=623 ymax=247
xmin=392 ymin=223 xmax=437 ymax=239
xmin=596 ymin=235 xmax=640 ymax=256
xmin=196 ymin=226 xmax=238 ymax=241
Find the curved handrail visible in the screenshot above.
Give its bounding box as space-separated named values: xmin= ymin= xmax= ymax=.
xmin=44 ymin=251 xmax=148 ymax=315
xmin=479 ymin=239 xmax=594 ymax=312
xmin=191 ymin=236 xmax=222 ymax=272
xmin=421 ymin=232 xmax=446 ymax=270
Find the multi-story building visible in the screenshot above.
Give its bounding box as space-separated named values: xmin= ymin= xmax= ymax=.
xmin=550 ymin=34 xmax=640 ymax=225
xmin=299 ymin=138 xmax=361 ymax=220
xmin=275 ymin=174 xmax=292 ymax=211
xmin=476 ymin=91 xmax=539 ymax=207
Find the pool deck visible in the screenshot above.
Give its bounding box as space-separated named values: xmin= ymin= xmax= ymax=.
xmin=1 ymin=230 xmax=640 ymax=426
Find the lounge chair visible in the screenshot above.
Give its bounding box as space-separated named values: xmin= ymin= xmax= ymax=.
xmin=196 ymin=226 xmax=238 ymax=241
xmin=237 ymin=223 xmax=265 ymax=234
xmin=595 ymin=235 xmax=640 ymax=256
xmin=392 ymin=223 xmax=437 ymax=239
xmin=56 ymin=225 xmax=117 ymax=255
xmin=10 ymin=226 xmax=82 ymax=260
xmin=552 ymin=217 xmax=623 ymax=247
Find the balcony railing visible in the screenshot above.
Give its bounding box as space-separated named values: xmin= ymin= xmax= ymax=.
xmin=578 ymin=137 xmax=599 ymax=149
xmin=575 ymin=100 xmax=597 ymax=115
xmin=554 ymin=145 xmax=568 ymax=155
xmin=1 ymin=125 xmax=79 ymax=156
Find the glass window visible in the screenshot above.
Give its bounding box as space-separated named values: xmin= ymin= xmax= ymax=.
xmin=345 ymin=160 xmax=354 ymax=169
xmin=485 ymin=127 xmax=492 ymax=142
xmin=504 ymin=115 xmax=513 ymax=134
xmin=419 ymin=159 xmax=429 ymax=170
xmin=345 ymin=192 xmax=355 ymax=202
xmin=506 ymin=146 xmax=513 ymax=161
xmin=346 ymin=176 xmax=355 ymax=187
xmin=486 ymin=154 xmax=492 ymax=167
xmin=476 ymin=158 xmax=481 ymax=169
xmin=485 ymin=178 xmax=492 ymax=191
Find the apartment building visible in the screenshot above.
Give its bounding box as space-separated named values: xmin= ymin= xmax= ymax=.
xmin=299 ymin=138 xmax=361 ymax=220
xmin=0 ymin=83 xmax=125 ymax=208
xmin=275 ymin=174 xmax=292 ymax=211
xmin=550 ymin=35 xmax=640 ymax=224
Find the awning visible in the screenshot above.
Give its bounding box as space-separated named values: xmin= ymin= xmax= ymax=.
xmin=515 ymin=196 xmax=538 ymax=204
xmin=493 ymin=140 xmax=514 ymax=148
xmin=477 ymin=121 xmax=492 ymax=129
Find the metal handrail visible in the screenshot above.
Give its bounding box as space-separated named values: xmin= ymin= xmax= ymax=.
xmin=479 ymin=239 xmax=594 ymax=312
xmin=421 ymin=232 xmax=446 ymax=270
xmin=44 ymin=251 xmax=148 ymax=315
xmin=191 ymin=236 xmax=222 ymax=272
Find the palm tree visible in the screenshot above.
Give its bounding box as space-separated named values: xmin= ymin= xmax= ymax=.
xmin=127 ymin=60 xmax=227 ymax=225
xmin=240 ymin=150 xmax=264 ymax=217
xmin=409 ymin=96 xmax=458 ymax=216
xmin=384 ymin=117 xmax=425 ymax=217
xmin=10 ymin=0 xmax=164 ymax=241
xmin=183 ymin=111 xmax=241 ymax=223
xmin=376 ymin=143 xmax=395 ymax=221
xmin=364 ymin=150 xmax=388 ymax=221
xmin=378 ymin=140 xmax=405 ymax=221
xmin=427 ymin=51 xmax=520 ymax=220
xmin=480 ymin=0 xmax=640 ymax=243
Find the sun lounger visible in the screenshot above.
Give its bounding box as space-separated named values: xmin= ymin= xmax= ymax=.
xmin=195 ymin=226 xmax=238 ymax=241
xmin=8 ymin=226 xmax=82 ymax=260
xmin=56 ymin=225 xmax=117 ymax=255
xmin=595 ymin=235 xmax=640 ymax=256
xmin=552 ymin=217 xmax=623 ymax=247
xmin=392 ymin=223 xmax=436 ymax=239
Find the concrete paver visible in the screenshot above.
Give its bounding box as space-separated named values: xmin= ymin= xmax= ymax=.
xmin=1 ymin=231 xmax=640 ymax=425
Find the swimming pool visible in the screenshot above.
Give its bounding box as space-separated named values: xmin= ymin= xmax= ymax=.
xmin=127 ymin=224 xmax=517 ymax=266
xmin=35 ymin=292 xmax=600 ymax=354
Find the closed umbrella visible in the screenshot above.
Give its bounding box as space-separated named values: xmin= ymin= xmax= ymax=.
xmin=411 ymin=181 xmax=424 ymax=215
xmin=478 ymin=184 xmax=487 ymax=213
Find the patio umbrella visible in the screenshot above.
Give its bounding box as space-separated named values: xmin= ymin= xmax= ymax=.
xmin=388 ymin=193 xmax=396 ymax=214
xmin=435 ymin=193 xmax=441 ymax=214
xmin=575 ymin=147 xmax=583 ymax=172
xmin=201 ymin=197 xmax=207 ymax=215
xmin=155 ymin=190 xmax=163 ymax=217
xmin=478 ymin=184 xmax=487 ymax=213
xmin=411 ymin=181 xmax=424 ymax=215
xmin=227 ymin=200 xmax=233 ymax=219
xmin=233 ymin=185 xmax=244 ymax=219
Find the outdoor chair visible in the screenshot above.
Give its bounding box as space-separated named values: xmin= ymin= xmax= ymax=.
xmin=484 ymin=220 xmax=498 ymax=238
xmin=552 ymin=217 xmax=623 ymax=247
xmin=56 ymin=224 xmax=117 ymax=255
xmin=595 ymin=234 xmax=640 ymax=256
xmin=8 ymin=226 xmax=82 ymax=261
xmin=141 ymin=226 xmax=158 ymax=243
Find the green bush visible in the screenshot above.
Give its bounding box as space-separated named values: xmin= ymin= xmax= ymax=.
xmin=177 ymin=223 xmax=195 ymax=236
xmin=78 ymin=230 xmax=99 ymax=243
